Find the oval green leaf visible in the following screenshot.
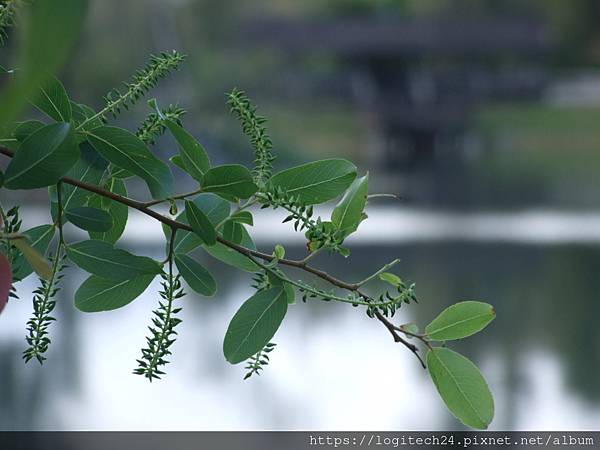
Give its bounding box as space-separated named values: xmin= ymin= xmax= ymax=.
xmin=66 ymin=240 xmax=161 ymax=282
xmin=30 ymin=75 xmax=72 ymax=122
xmin=201 ymin=164 xmax=258 ymax=199
xmin=65 ymin=206 xmax=113 ymax=232
xmin=427 ymin=347 xmax=494 ymax=429
xmin=88 ymin=178 xmax=128 ymax=244
xmin=4 ymin=122 xmax=79 ymax=189
xmin=175 ymin=254 xmax=216 ymax=297
xmin=269 ymin=159 xmax=357 ymax=205
xmin=185 ymin=200 xmax=217 ymax=246
xmin=331 ymin=173 xmax=368 ymax=238
xmin=75 ymin=274 xmax=155 ymax=312
xmin=426 ymin=301 xmax=496 ymax=341
xmin=87 ymin=126 xmax=173 ymax=199
xmin=223 ymin=287 xmax=287 ymax=364
xmin=165 ymin=119 xmax=210 ymax=181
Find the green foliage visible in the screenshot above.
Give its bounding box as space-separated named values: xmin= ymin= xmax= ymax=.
xmin=30 ymin=75 xmax=72 ymax=122
xmin=65 ymin=240 xmax=161 ymax=281
xmin=244 ymin=342 xmax=276 ymax=380
xmin=227 ymin=88 xmax=275 ymax=188
xmin=427 ymin=348 xmax=494 ymax=429
xmin=23 ymin=252 xmax=66 ymax=364
xmin=201 ymin=164 xmax=258 ymax=200
xmin=11 ymin=224 xmax=55 ymax=280
xmin=65 ymin=206 xmax=113 ymax=232
xmin=0 ymin=0 xmax=20 ymax=45
xmin=331 ymin=174 xmax=369 ymax=238
xmin=166 ymin=119 xmax=210 ymax=181
xmin=425 ymin=301 xmax=496 ymax=341
xmin=0 ymin=18 xmax=497 ymax=427
xmin=137 ymin=103 xmax=186 ymax=146
xmin=174 ymin=254 xmax=216 ymax=297
xmin=88 ymin=178 xmax=128 ymax=244
xmin=4 ymin=123 xmax=79 ymax=189
xmin=75 ymin=274 xmax=155 ymax=313
xmin=0 ymin=0 xmax=89 ymax=126
xmin=185 ymin=200 xmax=217 ymax=246
xmin=223 ymin=287 xmax=287 ymax=364
xmin=134 ymin=266 xmax=184 ymax=381
xmin=95 ymin=51 xmax=185 ymax=125
xmin=268 ymin=159 xmax=357 ymax=205
xmin=53 ymin=142 xmax=108 ymax=218
xmin=87 ymin=126 xmax=173 ymax=199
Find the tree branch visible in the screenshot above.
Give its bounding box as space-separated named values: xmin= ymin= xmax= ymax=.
xmin=0 ymin=145 xmax=426 ymax=367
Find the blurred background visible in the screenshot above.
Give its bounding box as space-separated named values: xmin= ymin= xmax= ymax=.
xmin=1 ymin=0 xmax=600 ymax=430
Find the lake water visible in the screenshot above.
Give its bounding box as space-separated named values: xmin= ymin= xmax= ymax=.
xmin=1 ymin=207 xmax=599 ymax=430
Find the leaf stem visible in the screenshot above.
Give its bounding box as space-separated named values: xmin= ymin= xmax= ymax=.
xmin=143 ymin=187 xmax=204 ymax=208
xmin=356 ymin=259 xmax=401 ymax=287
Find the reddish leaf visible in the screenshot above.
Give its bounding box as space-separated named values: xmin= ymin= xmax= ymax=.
xmin=0 ymin=253 xmax=12 ymax=314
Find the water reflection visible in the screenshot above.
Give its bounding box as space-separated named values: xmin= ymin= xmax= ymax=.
xmin=1 ymin=213 xmax=600 ymax=430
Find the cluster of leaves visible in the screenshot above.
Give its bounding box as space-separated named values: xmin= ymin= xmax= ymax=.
xmin=227 ymin=88 xmax=275 ymax=187
xmin=23 ymin=253 xmax=66 ymax=364
xmin=0 ymin=32 xmax=498 ymax=428
xmin=0 ymin=0 xmax=27 ymax=45
xmin=244 ymin=342 xmax=276 ymax=380
xmin=134 ymin=266 xmax=185 ymax=381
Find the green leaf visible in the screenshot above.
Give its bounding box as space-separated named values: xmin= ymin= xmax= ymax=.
xmin=14 ymin=120 xmax=45 ymax=142
xmin=269 ymin=159 xmax=357 ymax=205
xmin=331 ymin=173 xmax=368 ymax=237
xmin=75 ymin=103 xmax=104 ymax=132
xmin=223 ymin=287 xmax=287 ymax=364
xmin=379 ymin=272 xmax=403 ymax=287
xmin=65 ymin=206 xmax=113 ymax=232
xmin=274 ymin=244 xmax=285 ymax=260
xmin=425 ymin=301 xmax=496 ymax=341
xmin=66 ymin=240 xmax=162 ymax=282
xmin=88 ymin=178 xmax=128 ymax=244
xmin=222 ymin=221 xmax=244 ymax=244
xmin=30 ymin=75 xmax=72 ymax=122
xmin=185 ymin=200 xmax=217 ymax=246
xmin=427 ymin=347 xmax=494 ymax=429
xmin=170 ymin=154 xmax=186 ymax=171
xmin=4 ymin=122 xmax=79 ymax=189
xmin=202 ymin=164 xmax=258 ymax=199
xmin=75 ymin=274 xmax=155 ymax=312
xmin=87 ymin=126 xmax=173 ymax=199
xmin=204 ymin=224 xmax=259 ymax=272
xmin=175 ymin=254 xmax=216 ymax=297
xmin=228 ymin=211 xmax=253 ymax=226
xmin=12 ymin=225 xmax=55 ymax=280
xmin=164 ymin=193 xmax=230 ymax=255
xmin=165 ymin=119 xmax=210 ymax=181
xmin=268 ymin=272 xmax=295 ymax=305
xmin=399 ymin=323 xmax=420 ymax=337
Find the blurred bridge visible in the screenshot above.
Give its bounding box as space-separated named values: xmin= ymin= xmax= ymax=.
xmin=242 ymin=15 xmax=555 ymax=204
